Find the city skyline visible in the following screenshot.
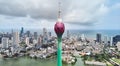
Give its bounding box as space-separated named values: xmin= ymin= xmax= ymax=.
xmin=0 ymin=0 xmax=120 ymax=30
xmin=0 ymin=0 xmax=120 ymax=66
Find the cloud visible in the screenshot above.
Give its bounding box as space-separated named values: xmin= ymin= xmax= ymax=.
xmin=0 ymin=0 xmax=114 ymax=27
xmin=0 ymin=0 xmax=60 ymax=19
xmin=63 ymin=0 xmax=109 ymax=25
xmin=65 ymin=21 xmax=95 ymax=26
xmin=111 ymin=3 xmax=120 ymax=9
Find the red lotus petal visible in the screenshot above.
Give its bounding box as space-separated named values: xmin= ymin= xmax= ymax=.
xmin=54 ymin=22 xmax=65 ymax=37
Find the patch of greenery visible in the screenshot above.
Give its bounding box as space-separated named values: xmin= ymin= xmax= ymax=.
xmin=81 ymin=53 xmax=110 ymax=62
xmin=112 ymin=58 xmax=120 ymax=64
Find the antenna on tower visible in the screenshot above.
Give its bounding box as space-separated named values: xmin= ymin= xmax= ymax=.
xmin=58 ymin=0 xmax=62 ymax=22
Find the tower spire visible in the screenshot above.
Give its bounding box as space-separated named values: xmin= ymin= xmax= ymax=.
xmin=58 ymin=0 xmax=62 ymax=22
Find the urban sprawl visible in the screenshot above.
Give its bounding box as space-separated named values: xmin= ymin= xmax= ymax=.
xmin=0 ymin=27 xmax=120 ymax=66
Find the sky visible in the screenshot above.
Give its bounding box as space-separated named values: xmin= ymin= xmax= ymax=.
xmin=0 ymin=0 xmax=120 ymax=30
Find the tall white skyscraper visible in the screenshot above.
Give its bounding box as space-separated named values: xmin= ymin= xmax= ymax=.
xmin=104 ymin=35 xmax=108 ymax=45
xmin=2 ymin=37 xmax=9 ymax=49
xmin=110 ymin=36 xmax=113 ymax=46
xmin=25 ymin=37 xmax=29 ymax=45
xmin=81 ymin=34 xmax=85 ymax=41
xmin=13 ymin=32 xmax=19 ymax=47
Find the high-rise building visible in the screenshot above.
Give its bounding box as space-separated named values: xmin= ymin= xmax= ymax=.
xmin=81 ymin=34 xmax=85 ymax=41
xmin=26 ymin=31 xmax=30 ymax=37
xmin=29 ymin=37 xmax=33 ymax=44
xmin=38 ymin=36 xmax=42 ymax=45
xmin=96 ymin=33 xmax=102 ymax=43
xmin=48 ymin=32 xmax=52 ymax=41
xmin=2 ymin=37 xmax=9 ymax=49
xmin=113 ymin=35 xmax=120 ymax=45
xmin=20 ymin=27 xmax=24 ymax=42
xmin=13 ymin=32 xmax=20 ymax=48
xmin=67 ymin=30 xmax=70 ymax=39
xmin=25 ymin=37 xmax=29 ymax=45
xmin=43 ymin=28 xmax=47 ymax=36
xmin=43 ymin=28 xmax=48 ymax=44
xmin=104 ymin=35 xmax=108 ymax=45
xmin=34 ymin=32 xmax=38 ymax=40
xmin=38 ymin=35 xmax=43 ymax=45
xmin=110 ymin=36 xmax=113 ymax=46
xmin=20 ymin=27 xmax=24 ymax=37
